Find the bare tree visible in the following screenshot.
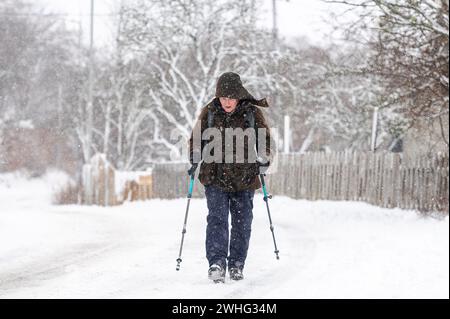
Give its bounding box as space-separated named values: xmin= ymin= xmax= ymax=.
xmin=0 ymin=0 xmax=80 ymax=173
xmin=324 ymin=0 xmax=449 ymax=148
xmin=118 ymin=0 xmax=291 ymax=159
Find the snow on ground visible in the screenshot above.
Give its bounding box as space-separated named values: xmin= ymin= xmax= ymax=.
xmin=0 ymin=171 xmax=448 ymax=299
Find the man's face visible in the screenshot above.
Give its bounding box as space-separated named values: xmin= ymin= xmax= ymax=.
xmin=219 ymin=97 xmax=239 ymax=113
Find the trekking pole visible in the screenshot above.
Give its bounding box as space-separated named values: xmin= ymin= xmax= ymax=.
xmin=259 ymin=172 xmax=280 ymax=260
xmin=176 ymin=164 xmax=198 ymax=271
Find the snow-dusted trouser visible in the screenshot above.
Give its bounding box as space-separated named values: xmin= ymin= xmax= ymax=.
xmin=205 ymin=184 xmax=254 ymax=271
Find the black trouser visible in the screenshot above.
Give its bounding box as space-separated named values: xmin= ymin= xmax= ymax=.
xmin=205 ymin=184 xmax=255 ymax=270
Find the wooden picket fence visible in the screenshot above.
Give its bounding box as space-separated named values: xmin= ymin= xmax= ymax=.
xmin=265 ymin=151 xmax=449 ymax=213
xmin=82 ymin=154 xmax=117 ymax=206
xmin=150 ymin=152 xmax=449 ymax=214
xmin=151 ymin=162 xmax=205 ymax=199
xmin=80 ymin=152 xmax=449 ymax=214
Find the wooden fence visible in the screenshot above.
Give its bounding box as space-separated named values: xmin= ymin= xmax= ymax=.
xmin=151 ymin=152 xmax=449 ymax=214
xmin=79 ymin=152 xmax=448 ymax=213
xmin=151 ymin=163 xmax=205 ymax=199
xmin=82 ymin=154 xmax=117 ymax=206
xmin=81 ymin=154 xmax=153 ymax=206
xmin=265 ymin=152 xmax=449 ymax=213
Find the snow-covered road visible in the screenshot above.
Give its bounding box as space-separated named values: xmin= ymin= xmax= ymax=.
xmin=0 ymin=171 xmax=448 ymax=298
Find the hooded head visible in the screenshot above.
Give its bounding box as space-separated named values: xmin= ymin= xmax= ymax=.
xmin=215 ymin=72 xmax=269 ymax=108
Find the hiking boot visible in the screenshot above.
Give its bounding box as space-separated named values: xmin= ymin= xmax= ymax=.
xmin=229 ymin=267 xmax=244 ymax=281
xmin=208 ymin=264 xmax=225 ymax=283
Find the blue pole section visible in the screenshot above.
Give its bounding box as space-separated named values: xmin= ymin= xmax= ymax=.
xmin=176 ymin=165 xmax=198 ymax=271
xmin=259 ymin=174 xmax=280 ymax=260
xmin=188 ymin=177 xmax=194 ymax=197
xmin=262 ymin=183 xmax=268 ymax=199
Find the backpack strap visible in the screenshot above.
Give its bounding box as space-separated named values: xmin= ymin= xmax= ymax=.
xmin=246 ymin=106 xmax=255 ymax=130
xmin=207 ymin=105 xmax=215 ymax=128
xmin=244 ymin=106 xmax=259 ymax=156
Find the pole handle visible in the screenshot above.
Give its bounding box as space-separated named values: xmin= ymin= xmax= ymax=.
xmin=187 ymin=164 xmax=198 ymax=177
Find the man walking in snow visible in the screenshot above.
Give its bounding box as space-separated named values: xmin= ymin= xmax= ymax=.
xmin=189 ymin=72 xmax=273 ymax=282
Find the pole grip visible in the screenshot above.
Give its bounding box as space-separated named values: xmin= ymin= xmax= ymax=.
xmin=187 ymin=163 xmax=198 ymax=177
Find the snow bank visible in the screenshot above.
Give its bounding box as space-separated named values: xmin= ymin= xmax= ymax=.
xmin=0 ymin=169 xmax=73 ymax=208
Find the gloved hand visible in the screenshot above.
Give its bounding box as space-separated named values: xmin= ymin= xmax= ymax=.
xmin=257 ymin=157 xmax=270 ymax=174
xmin=187 ymin=164 xmax=198 ymax=177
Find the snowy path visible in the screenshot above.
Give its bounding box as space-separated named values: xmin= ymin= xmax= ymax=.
xmin=0 ymin=172 xmax=448 ymax=298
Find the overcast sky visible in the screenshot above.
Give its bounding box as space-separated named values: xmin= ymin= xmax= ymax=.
xmin=36 ymin=0 xmax=345 ymax=48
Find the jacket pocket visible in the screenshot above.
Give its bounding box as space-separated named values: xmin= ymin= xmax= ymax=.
xmin=199 ymin=162 xmax=216 ymax=185
xmin=236 ymin=163 xmax=259 ymax=188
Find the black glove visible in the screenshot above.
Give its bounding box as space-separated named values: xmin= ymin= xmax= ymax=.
xmin=257 ymin=158 xmax=270 ymax=174
xmin=187 ymin=164 xmax=198 ymax=176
